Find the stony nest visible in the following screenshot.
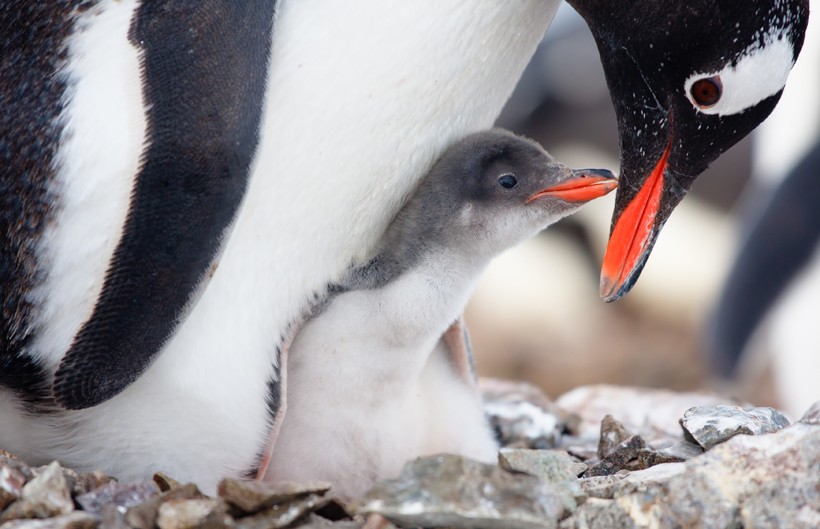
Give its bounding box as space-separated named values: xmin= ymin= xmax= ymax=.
xmin=1 ymin=383 xmax=817 ymax=529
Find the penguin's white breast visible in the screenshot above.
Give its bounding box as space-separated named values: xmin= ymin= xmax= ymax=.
xmin=28 ymin=0 xmax=146 ymax=372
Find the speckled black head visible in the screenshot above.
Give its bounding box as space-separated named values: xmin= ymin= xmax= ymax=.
xmin=353 ymin=130 xmax=616 ymax=288
xmin=567 ymin=0 xmax=810 ymax=301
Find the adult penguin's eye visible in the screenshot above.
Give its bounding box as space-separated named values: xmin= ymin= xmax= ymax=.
xmin=690 ymin=76 xmax=722 ymax=108
xmin=498 ymin=174 xmax=517 ymax=189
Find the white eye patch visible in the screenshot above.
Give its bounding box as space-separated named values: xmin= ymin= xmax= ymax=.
xmin=684 ymin=35 xmax=795 ymax=116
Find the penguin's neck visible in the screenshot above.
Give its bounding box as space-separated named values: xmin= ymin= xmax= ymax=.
xmin=360 ymin=247 xmax=489 ymax=356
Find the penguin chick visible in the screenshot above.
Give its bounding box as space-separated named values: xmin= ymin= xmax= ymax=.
xmin=263 ymin=129 xmax=616 ymax=500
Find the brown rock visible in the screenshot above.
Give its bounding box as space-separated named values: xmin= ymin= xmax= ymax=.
xmin=584 ymin=436 xmax=645 ymax=478
xmin=1 ymin=462 xmax=73 ymax=521
xmin=597 ymin=416 xmax=632 ymax=459
xmin=217 ymin=479 xmax=330 ymax=514
xmin=156 ymin=499 xmax=230 ymax=529
xmin=233 ymin=494 xmax=328 ymax=529
xmin=0 ymin=512 xmax=97 ymax=529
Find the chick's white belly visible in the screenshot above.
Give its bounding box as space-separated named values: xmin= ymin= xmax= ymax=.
xmin=268 ymin=288 xmax=498 ymax=500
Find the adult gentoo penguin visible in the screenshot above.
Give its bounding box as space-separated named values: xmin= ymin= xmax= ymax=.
xmin=0 ymin=1 xmax=809 ymax=491
xmin=266 ymin=130 xmax=617 ymax=499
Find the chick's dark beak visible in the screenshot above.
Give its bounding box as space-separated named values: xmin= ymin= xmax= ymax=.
xmin=526 ymin=168 xmax=618 ymax=204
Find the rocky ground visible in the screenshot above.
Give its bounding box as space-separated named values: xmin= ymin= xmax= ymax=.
xmin=1 ymin=382 xmax=817 ymax=529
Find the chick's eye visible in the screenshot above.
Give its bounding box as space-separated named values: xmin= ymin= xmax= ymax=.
xmin=690 ymin=76 xmax=722 ymax=108
xmin=498 ymin=174 xmax=517 ymax=189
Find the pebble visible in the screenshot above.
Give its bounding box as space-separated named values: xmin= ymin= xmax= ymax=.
xmin=680 ymin=405 xmax=791 ymax=449
xmin=481 ymin=379 xmax=568 ymax=449
xmin=76 ymin=480 xmax=160 ymax=517
xmin=217 ymin=479 xmax=330 ymax=514
xmin=1 ymin=463 xmax=73 ymax=521
xmin=156 ymin=499 xmax=230 ymax=529
xmin=0 ymin=512 xmax=96 ymax=529
xmin=360 ymin=453 xmax=577 ymax=529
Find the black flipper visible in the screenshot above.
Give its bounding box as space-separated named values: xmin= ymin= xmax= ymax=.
xmin=53 ymin=0 xmax=277 ymax=409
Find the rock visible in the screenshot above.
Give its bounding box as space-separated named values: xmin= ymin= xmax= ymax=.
xmin=680 ymin=405 xmax=791 ymax=450
xmin=597 ymin=416 xmax=632 ymax=459
xmin=584 ymin=436 xmax=645 ymax=477
xmin=233 ymin=494 xmax=328 ymax=529
xmin=153 ymin=474 xmax=181 ymax=493
xmin=559 ymin=496 xmax=653 ymax=529
xmin=0 ymin=457 xmax=31 ymax=514
xmin=799 ymin=401 xmax=820 ymax=425
xmin=76 ymin=480 xmax=160 ymax=517
xmin=360 ymin=454 xmax=578 ymax=529
xmin=156 ymin=499 xmax=230 ymax=529
xmin=296 ymin=513 xmax=370 ymax=528
xmin=312 ymin=499 xmax=353 ymax=522
xmin=567 ymin=422 xmax=819 ymax=528
xmin=497 ymin=449 xmax=585 ymax=503
xmin=124 ymin=483 xmax=205 ymax=529
xmin=582 ymin=463 xmax=686 ymax=499
xmin=0 ymin=512 xmax=97 ymax=529
xmin=1 ymin=462 xmax=73 ymax=521
xmin=659 ymin=422 xmax=818 ymax=527
xmin=562 ymin=442 xmax=598 ymax=462
xmin=644 ymin=439 xmax=703 ymax=461
xmin=359 ymin=514 xmax=397 ymax=529
xmin=217 ymin=479 xmax=330 ymax=514
xmin=481 ymin=379 xmax=568 ymax=449
xmin=632 ymin=447 xmax=684 ymax=469
xmin=99 ymin=505 xmax=129 ymax=529
xmin=1 ymin=457 xmax=31 ymax=491
xmin=498 ymin=449 xmax=580 ymax=482
xmin=556 ymin=385 xmax=736 ymax=439
xmin=68 ymin=472 xmax=115 ymax=498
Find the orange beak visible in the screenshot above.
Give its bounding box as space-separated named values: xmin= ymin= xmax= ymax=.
xmin=527 ymin=169 xmax=618 ymax=204
xmin=599 ymin=141 xmax=671 ymax=302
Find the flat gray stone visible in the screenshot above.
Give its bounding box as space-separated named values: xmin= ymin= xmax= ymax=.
xmin=680 ymin=405 xmax=790 ymax=449
xmin=582 ymin=463 xmax=686 ymax=500
xmin=498 ymin=449 xmax=578 ymax=482
xmin=360 ymin=454 xmax=578 ymax=529
xmin=498 ymin=449 xmax=585 ymax=503
xmin=233 ymin=494 xmax=328 ymax=529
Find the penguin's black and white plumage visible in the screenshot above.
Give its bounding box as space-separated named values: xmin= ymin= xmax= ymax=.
xmin=708 ymin=11 xmax=820 ymax=416
xmin=709 ymin=140 xmax=820 ymax=414
xmin=265 ymin=130 xmax=616 ymax=500
xmin=0 ymin=0 xmax=809 ymax=491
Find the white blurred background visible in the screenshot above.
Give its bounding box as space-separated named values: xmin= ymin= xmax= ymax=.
xmin=466 ymin=4 xmax=820 ymax=419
